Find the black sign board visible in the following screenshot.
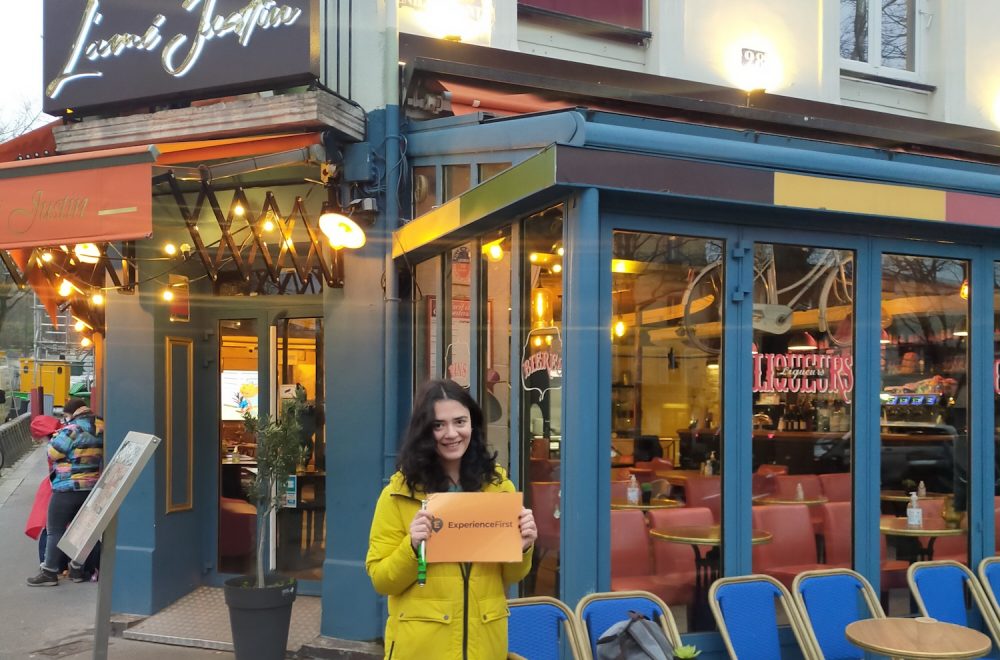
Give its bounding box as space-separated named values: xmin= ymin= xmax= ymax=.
xmin=43 ymin=0 xmax=320 ymax=115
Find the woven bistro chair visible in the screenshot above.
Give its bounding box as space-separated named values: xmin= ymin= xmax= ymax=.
xmin=792 ymin=568 xmax=885 ymax=659
xmin=508 ymin=596 xmax=584 ymax=660
xmin=574 ymin=590 xmax=682 ymax=660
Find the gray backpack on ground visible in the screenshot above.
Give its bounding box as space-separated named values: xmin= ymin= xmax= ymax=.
xmin=595 ymin=611 xmax=673 ymax=660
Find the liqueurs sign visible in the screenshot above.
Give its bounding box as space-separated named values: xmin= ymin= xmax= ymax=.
xmin=753 ymin=352 xmax=854 ymax=403
xmin=47 ymin=0 xmax=304 ymax=99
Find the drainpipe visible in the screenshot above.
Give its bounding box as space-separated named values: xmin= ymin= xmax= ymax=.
xmin=383 ymin=0 xmax=401 ymax=478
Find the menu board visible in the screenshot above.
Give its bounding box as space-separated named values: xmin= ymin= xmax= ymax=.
xmin=59 ymin=432 xmax=161 ymax=563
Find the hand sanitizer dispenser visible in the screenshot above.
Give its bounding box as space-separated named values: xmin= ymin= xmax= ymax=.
xmin=627 ymin=475 xmax=641 ymax=505
xmin=907 ymin=491 xmax=923 ymax=528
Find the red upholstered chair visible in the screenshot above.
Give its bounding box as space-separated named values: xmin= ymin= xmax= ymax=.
xmin=757 ymin=464 xmax=789 ymax=476
xmin=646 ymin=507 xmax=714 ymax=605
xmin=818 ymin=472 xmax=852 ymax=502
xmin=610 ymin=510 xmax=671 ymax=601
xmin=684 ymin=476 xmax=722 ymax=523
xmin=219 ymin=497 xmax=256 ymax=558
xmin=752 ymin=504 xmax=826 ymax=588
xmin=917 ymin=498 xmax=968 ymax=563
xmin=611 ymin=480 xmax=631 ymax=502
xmin=529 ymin=458 xmax=557 ymax=482
xmin=773 ymin=474 xmax=824 ymax=531
xmin=530 ymin=482 xmax=561 ymax=557
xmin=821 ymin=503 xmax=908 ymax=591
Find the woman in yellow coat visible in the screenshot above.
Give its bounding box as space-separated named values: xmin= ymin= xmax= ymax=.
xmin=367 ymin=379 xmax=537 ymax=659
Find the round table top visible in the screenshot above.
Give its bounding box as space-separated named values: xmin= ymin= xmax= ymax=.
xmin=881 ymin=490 xmax=949 ymax=502
xmin=654 ymin=469 xmax=703 ymax=484
xmin=880 ymin=517 xmax=966 ymax=537
xmin=845 ymin=617 xmax=992 ymax=659
xmin=649 ymin=525 xmax=772 ymax=546
xmin=757 ymin=495 xmax=829 ymax=506
xmin=611 ymin=498 xmax=683 ymax=510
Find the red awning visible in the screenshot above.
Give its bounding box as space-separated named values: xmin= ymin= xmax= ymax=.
xmin=437 ymin=79 xmax=576 ymax=116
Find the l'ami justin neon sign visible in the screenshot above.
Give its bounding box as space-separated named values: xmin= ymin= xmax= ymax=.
xmin=43 ymin=0 xmax=318 ymax=115
xmin=753 ymin=352 xmax=854 ymax=403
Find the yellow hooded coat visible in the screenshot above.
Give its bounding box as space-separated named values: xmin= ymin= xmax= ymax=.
xmin=366 ymin=469 xmax=534 ymax=660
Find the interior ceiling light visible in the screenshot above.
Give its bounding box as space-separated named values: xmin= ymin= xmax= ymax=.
xmin=74 ymin=243 xmax=101 ymax=264
xmin=613 ymin=318 xmax=626 ymax=338
xmin=162 ymin=288 xmax=175 ymax=302
xmin=787 ymin=330 xmax=818 ymax=352
xmin=318 ymin=200 xmax=366 ymax=250
xmin=58 ymin=279 xmax=74 ymax=297
xmin=959 ymin=278 xmax=969 ymax=300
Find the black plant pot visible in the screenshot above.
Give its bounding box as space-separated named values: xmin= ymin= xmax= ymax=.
xmin=224 ymin=574 xmax=297 ymax=660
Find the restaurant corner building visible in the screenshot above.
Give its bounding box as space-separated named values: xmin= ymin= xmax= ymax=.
xmin=6 ymin=0 xmax=1000 ymax=653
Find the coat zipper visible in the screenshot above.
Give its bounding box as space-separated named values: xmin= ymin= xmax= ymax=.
xmin=387 ymin=641 xmax=394 ymax=659
xmin=461 ymin=562 xmax=471 ymax=660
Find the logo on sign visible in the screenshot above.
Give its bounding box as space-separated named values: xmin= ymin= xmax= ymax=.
xmin=752 ymin=352 xmax=854 ymax=403
xmin=521 ymin=327 xmax=562 ymax=401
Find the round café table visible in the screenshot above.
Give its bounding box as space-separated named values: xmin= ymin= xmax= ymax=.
xmin=880 ymin=516 xmax=965 ymax=562
xmin=881 ymin=490 xmax=949 ymax=503
xmin=757 ymin=495 xmax=829 ymax=506
xmin=611 ymin=498 xmax=682 ymax=511
xmin=650 ymin=525 xmax=772 ymax=632
xmin=845 ymin=617 xmax=991 ymax=659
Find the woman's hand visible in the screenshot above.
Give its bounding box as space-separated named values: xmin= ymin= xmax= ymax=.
xmin=410 ymin=509 xmax=435 ymax=553
xmin=518 ymin=507 xmax=537 ymax=552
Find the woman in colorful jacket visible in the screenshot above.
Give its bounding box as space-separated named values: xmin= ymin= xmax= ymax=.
xmin=366 ymin=379 xmax=537 ymax=660
xmin=26 ymin=398 xmax=103 ymax=586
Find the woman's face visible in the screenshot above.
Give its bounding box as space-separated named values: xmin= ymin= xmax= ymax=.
xmin=432 ymin=399 xmax=472 ymax=472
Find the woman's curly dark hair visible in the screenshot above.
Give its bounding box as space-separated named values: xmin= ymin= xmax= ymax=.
xmin=399 ymin=379 xmax=500 ymax=494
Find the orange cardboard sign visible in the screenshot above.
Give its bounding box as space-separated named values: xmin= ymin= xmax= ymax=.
xmin=425 ymin=492 xmax=523 ymax=563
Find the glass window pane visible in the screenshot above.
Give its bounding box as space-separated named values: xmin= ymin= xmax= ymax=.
xmin=481 ymin=229 xmax=512 ymax=472
xmin=522 ymin=206 xmax=563 ymax=598
xmin=612 ymin=230 xmax=725 ymax=633
xmin=444 ymin=165 xmax=471 ymax=202
xmin=880 ymin=254 xmax=969 ymax=615
xmin=881 ymin=0 xmax=915 ymax=71
xmin=414 ymin=257 xmax=442 ymax=388
xmin=413 ymin=165 xmax=436 ymax=217
xmin=840 ymin=0 xmax=869 ymax=63
xmin=750 ymin=245 xmax=855 ymax=590
xmin=478 ymin=162 xmax=511 ymax=183
xmin=446 ymin=244 xmax=473 ymax=387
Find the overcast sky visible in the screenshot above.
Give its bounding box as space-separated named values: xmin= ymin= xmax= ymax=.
xmin=0 ymin=4 xmax=48 ymax=129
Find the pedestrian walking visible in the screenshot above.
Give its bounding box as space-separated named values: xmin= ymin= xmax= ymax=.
xmin=26 ymin=398 xmax=104 ymax=587
xmin=366 ymin=379 xmax=537 ymax=659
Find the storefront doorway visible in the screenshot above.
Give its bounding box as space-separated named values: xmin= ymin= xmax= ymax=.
xmin=216 ymin=311 xmax=325 ymax=584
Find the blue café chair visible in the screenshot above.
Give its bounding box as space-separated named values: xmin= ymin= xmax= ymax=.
xmin=909 ymin=560 xmax=1000 ymax=655
xmin=978 ymin=556 xmax=1000 ymax=622
xmin=574 ymin=590 xmax=682 ymax=660
xmin=708 ymin=574 xmax=815 ymax=660
xmin=508 ymin=596 xmax=584 ymax=660
xmin=791 ymin=568 xmax=885 ymax=659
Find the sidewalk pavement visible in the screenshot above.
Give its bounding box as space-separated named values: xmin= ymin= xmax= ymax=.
xmin=0 ymin=445 xmax=234 ymax=660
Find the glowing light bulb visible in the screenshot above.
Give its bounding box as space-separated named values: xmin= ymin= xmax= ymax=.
xmin=164 ymin=243 xmax=178 ymax=256
xmin=529 ymin=253 xmax=538 ymax=263
xmin=58 ymin=280 xmax=74 ymax=297
xmin=487 ymin=243 xmax=503 ymax=262
xmin=233 ymin=204 xmax=245 ymax=217
xmin=533 ymin=336 xmax=543 ymax=348
xmin=162 ymin=289 xmax=175 ymax=302
xmin=614 ymin=319 xmax=626 ymax=338
xmin=74 ymin=243 xmax=101 ymax=264
xmin=262 ymin=219 xmax=275 ymax=232
xmin=74 ymin=320 xmax=85 ymax=332
xmin=551 ymin=263 xmax=562 ymax=274
xmin=81 ymin=337 xmax=92 ymax=348
xmin=91 ymin=293 xmax=104 ymax=305
xmin=41 ymin=252 xmax=53 ymax=263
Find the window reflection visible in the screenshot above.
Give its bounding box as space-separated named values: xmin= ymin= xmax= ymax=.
xmin=610 ymin=230 xmax=725 ymax=633
xmin=523 ymin=206 xmax=563 ymax=599
xmin=880 ymin=254 xmax=969 ymax=615
xmin=749 ymin=244 xmax=855 ymax=604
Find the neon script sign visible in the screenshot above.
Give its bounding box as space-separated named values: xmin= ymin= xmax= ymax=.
xmin=753 ymin=352 xmax=854 ymax=403
xmin=43 ymin=0 xmax=318 ymax=114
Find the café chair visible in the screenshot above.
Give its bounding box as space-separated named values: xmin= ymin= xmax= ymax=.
xmin=792 ymin=568 xmax=885 ymax=660
xmin=821 ymin=503 xmax=908 ymax=594
xmin=751 ymin=504 xmax=825 ymax=588
xmin=508 ymin=596 xmax=585 ymax=660
xmin=915 ymin=499 xmax=968 ymax=563
xmin=610 ymin=510 xmax=672 ymax=601
xmin=908 ymin=560 xmax=1000 ymax=649
xmin=574 ymin=590 xmax=682 ymax=660
xmin=772 ymin=474 xmax=824 ymax=531
xmin=610 ymin=480 xmax=631 ymax=502
xmin=708 ymin=574 xmax=815 ymax=660
xmin=978 ymin=557 xmax=1000 ymax=623
xmin=647 ymin=506 xmax=714 ymax=606
xmin=817 ymin=472 xmax=851 ymax=503
xmin=684 ymin=476 xmax=721 ymax=523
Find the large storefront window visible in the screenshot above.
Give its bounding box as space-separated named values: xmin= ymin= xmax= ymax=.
xmin=880 ymin=254 xmax=969 ymax=614
xmin=480 ymin=228 xmax=513 ymax=471
xmin=446 ymin=244 xmax=474 ymax=387
xmin=523 ymin=207 xmax=564 ymax=598
xmin=414 ymin=256 xmax=442 ymax=388
xmin=610 ymin=230 xmax=725 ymax=633
xmin=750 ymin=244 xmax=855 ymax=595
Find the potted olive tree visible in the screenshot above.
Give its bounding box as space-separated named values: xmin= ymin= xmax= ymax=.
xmin=224 ymin=390 xmax=307 ymax=660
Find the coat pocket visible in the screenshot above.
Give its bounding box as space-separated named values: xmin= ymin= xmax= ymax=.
xmin=477 ymin=597 xmax=510 ymax=624
xmin=395 ymin=599 xmax=455 ymax=659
